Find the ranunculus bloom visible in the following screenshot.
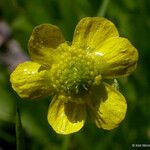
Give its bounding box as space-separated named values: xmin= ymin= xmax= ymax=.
xmin=10 ymin=17 xmax=138 ymax=134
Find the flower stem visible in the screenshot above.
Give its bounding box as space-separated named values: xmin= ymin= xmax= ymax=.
xmin=62 ymin=135 xmax=70 ymax=150
xmin=16 ymin=101 xmax=25 ymax=150
xmin=97 ymin=0 xmax=110 ymax=17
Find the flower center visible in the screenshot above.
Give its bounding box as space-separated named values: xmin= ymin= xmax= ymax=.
xmin=50 ymin=45 xmax=102 ymax=95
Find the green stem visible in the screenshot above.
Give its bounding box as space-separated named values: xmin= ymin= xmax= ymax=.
xmin=97 ymin=0 xmax=110 ymax=17
xmin=16 ymin=102 xmax=25 ymax=150
xmin=62 ymin=135 xmax=70 ymax=150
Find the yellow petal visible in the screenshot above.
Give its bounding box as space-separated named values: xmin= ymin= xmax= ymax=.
xmin=28 ymin=24 xmax=65 ymax=67
xmin=88 ymin=83 xmax=127 ymax=130
xmin=72 ymin=17 xmax=119 ymax=50
xmin=96 ymin=37 xmax=138 ymax=78
xmin=47 ymin=94 xmax=86 ymax=134
xmin=10 ymin=61 xmax=53 ymax=99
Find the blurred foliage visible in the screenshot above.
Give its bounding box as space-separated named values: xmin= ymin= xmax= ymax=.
xmin=0 ymin=0 xmax=150 ymax=149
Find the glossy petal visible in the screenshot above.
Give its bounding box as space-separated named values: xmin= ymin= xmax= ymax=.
xmin=28 ymin=24 xmax=65 ymax=67
xmin=10 ymin=61 xmax=53 ymax=99
xmin=88 ymin=83 xmax=127 ymax=130
xmin=47 ymin=94 xmax=86 ymax=134
xmin=95 ymin=37 xmax=138 ymax=78
xmin=72 ymin=17 xmax=119 ymax=50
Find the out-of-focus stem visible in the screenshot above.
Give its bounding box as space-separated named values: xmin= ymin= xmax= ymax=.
xmin=97 ymin=0 xmax=110 ymax=17
xmin=62 ymin=135 xmax=70 ymax=150
xmin=16 ymin=102 xmax=25 ymax=150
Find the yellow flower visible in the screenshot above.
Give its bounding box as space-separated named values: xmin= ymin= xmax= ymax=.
xmin=10 ymin=17 xmax=138 ymax=134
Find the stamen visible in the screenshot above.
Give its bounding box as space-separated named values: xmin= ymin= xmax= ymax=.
xmin=50 ymin=46 xmax=102 ymax=97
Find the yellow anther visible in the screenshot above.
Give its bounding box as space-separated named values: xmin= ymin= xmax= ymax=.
xmin=50 ymin=46 xmax=102 ymax=95
xmin=93 ymin=75 xmax=102 ymax=86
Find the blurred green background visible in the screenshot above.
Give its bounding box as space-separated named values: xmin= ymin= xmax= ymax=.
xmin=0 ymin=0 xmax=150 ymax=149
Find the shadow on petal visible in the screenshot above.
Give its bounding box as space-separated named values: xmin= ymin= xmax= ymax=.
xmin=88 ymin=84 xmax=108 ymax=110
xmin=88 ymin=83 xmax=127 ymax=129
xmin=47 ymin=94 xmax=86 ymax=134
xmin=64 ymin=102 xmax=86 ymax=123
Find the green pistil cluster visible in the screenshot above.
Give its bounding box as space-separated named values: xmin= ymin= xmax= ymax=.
xmin=50 ymin=46 xmax=101 ymax=95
